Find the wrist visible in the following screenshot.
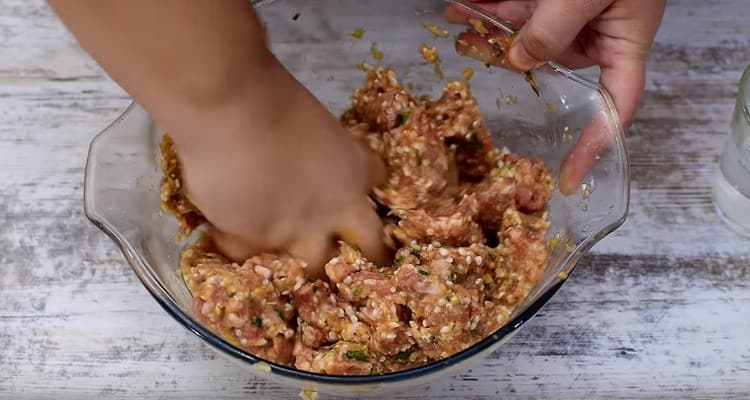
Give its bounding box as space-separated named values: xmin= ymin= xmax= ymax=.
xmin=152 ymin=49 xmax=295 ymax=152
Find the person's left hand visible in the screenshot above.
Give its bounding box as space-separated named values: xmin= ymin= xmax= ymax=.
xmin=445 ymin=0 xmax=666 ymax=193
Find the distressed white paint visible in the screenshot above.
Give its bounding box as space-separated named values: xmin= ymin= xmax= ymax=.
xmin=1 ymin=0 xmax=749 ymax=399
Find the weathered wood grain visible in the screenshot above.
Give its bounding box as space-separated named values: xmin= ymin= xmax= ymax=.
xmin=1 ymin=0 xmax=749 ymax=399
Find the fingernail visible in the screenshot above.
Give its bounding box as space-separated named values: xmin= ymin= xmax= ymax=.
xmin=508 ymin=41 xmax=543 ymax=71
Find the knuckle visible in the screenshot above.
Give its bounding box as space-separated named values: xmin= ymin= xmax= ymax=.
xmin=578 ymin=0 xmax=602 ymax=21
xmin=522 ymin=24 xmax=558 ymax=60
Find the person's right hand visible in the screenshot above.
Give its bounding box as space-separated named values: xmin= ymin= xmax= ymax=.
xmin=447 ymin=0 xmax=666 ymax=193
xmin=171 ymin=55 xmax=387 ymax=278
xmin=49 ymin=0 xmax=388 ymax=278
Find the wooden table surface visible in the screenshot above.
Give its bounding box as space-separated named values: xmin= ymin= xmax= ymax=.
xmin=1 ymin=1 xmax=749 ymax=399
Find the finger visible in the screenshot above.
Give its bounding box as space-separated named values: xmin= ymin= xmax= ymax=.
xmin=599 ymin=62 xmax=645 ymax=131
xmin=336 ymin=199 xmax=389 ymax=267
xmin=348 ymin=133 xmax=386 ymax=189
xmin=455 ymin=29 xmax=511 ymax=68
xmin=287 ymin=230 xmax=336 ymax=280
xmin=445 ymin=1 xmax=534 ymax=28
xmin=366 ymin=148 xmax=386 ymax=188
xmin=558 ymin=113 xmax=612 ymax=195
xmin=508 ymin=0 xmax=611 ymax=71
xmin=447 ymin=2 xmax=595 ymax=71
xmin=558 ymin=62 xmax=645 ymax=194
xmin=554 ymin=44 xmax=597 ymax=70
xmin=207 ymin=226 xmax=263 ymax=262
xmin=455 ymin=28 xmax=597 ymax=71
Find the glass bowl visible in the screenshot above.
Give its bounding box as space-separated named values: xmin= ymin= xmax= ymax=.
xmin=83 ymin=0 xmax=629 ymax=397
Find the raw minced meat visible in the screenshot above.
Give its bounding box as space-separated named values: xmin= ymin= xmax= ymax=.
xmin=159 ymin=136 xmax=205 ymax=235
xmin=162 ymin=67 xmax=553 ymax=376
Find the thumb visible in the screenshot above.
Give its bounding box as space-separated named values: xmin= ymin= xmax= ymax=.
xmin=206 ymin=226 xmax=264 ymax=262
xmin=508 ymin=0 xmax=611 ymax=71
xmin=336 ymin=199 xmax=389 ymax=267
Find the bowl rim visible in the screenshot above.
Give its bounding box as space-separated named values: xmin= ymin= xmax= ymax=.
xmin=84 ymin=0 xmax=630 ymax=386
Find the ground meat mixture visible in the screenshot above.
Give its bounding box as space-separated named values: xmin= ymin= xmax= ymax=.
xmin=162 ymin=67 xmax=553 ymax=375
xmin=160 ymin=136 xmax=205 ymax=235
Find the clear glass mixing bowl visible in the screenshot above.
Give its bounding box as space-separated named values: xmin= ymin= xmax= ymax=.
xmin=83 ymin=0 xmax=629 ymax=397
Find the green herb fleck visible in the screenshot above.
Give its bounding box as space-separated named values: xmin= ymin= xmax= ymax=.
xmin=490 ymin=42 xmax=503 ymax=59
xmin=396 ymin=348 xmax=413 ymax=361
xmin=484 ymin=62 xmax=492 ymax=69
xmin=410 ymin=248 xmax=421 ymax=256
xmin=349 ymin=28 xmax=365 ymax=39
xmin=395 ymin=252 xmax=406 ymax=264
xmin=524 ymin=71 xmax=540 ymax=97
xmin=344 ymin=350 xmax=370 ymax=362
xmin=395 ymin=111 xmax=411 ymax=127
xmin=417 ymin=269 xmax=429 ymax=276
xmin=487 ymin=252 xmax=497 ymax=261
xmin=414 ymin=148 xmax=423 ymax=165
xmin=273 ymin=308 xmax=282 ymax=318
xmin=433 ymin=64 xmax=444 ymax=80
xmin=429 ymin=336 xmax=439 ymax=344
xmin=252 ymin=317 xmax=263 ymax=327
xmin=370 ymin=42 xmax=384 ymax=61
xmin=292 ymin=11 xmax=301 ymax=21
xmin=353 ymin=287 xmax=364 ymax=297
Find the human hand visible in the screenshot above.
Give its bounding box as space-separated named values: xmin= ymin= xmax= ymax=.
xmin=171 ymin=57 xmax=387 ymax=278
xmin=446 ymin=0 xmax=666 ymax=193
xmin=49 ymin=0 xmax=387 ymax=277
